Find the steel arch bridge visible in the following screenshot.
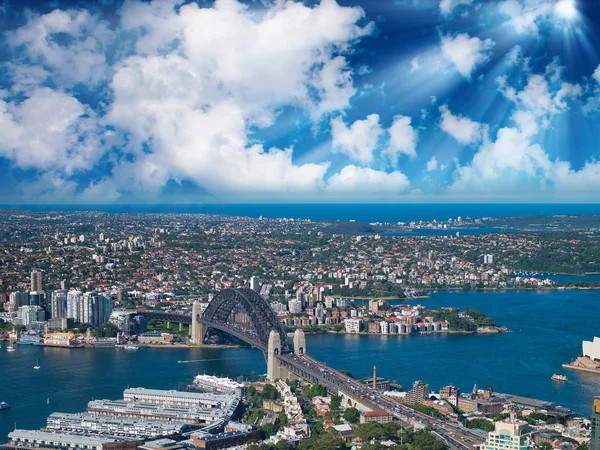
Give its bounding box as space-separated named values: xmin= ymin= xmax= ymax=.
xmin=137 ymin=288 xmax=290 ymax=352
xmin=199 ymin=288 xmax=290 ymax=352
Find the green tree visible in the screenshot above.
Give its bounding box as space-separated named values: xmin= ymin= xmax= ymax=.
xmin=343 ymin=407 xmax=360 ymax=423
xmin=262 ymin=384 xmax=280 ymax=400
xmin=93 ymin=322 xmax=119 ymax=337
xmin=307 ymin=384 xmax=327 ymax=399
xmin=330 ymin=395 xmax=341 ymax=410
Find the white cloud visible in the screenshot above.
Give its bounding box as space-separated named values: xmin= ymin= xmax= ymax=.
xmin=593 ymin=65 xmax=600 ymax=84
xmin=326 ymin=165 xmax=410 ymax=195
xmin=441 ymin=33 xmax=495 ymax=79
xmin=385 ymin=115 xmax=417 ymax=164
xmin=426 ymin=156 xmax=439 ymax=171
xmin=500 ymin=0 xmax=577 ymax=36
xmin=331 ymin=114 xmax=384 ymax=164
xmin=505 ymin=45 xmax=522 ymax=66
xmin=439 ymin=105 xmax=483 ymax=145
xmin=8 ymin=9 xmax=113 ymax=88
xmin=0 ymin=87 xmax=106 ymax=173
xmin=440 ymin=0 xmax=473 ymax=16
xmin=451 ymin=62 xmax=596 ymax=197
xmin=100 ymin=0 xmax=373 ymax=199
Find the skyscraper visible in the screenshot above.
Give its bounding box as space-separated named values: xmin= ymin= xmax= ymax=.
xmin=592 ymin=397 xmax=600 ymax=450
xmin=51 ymin=290 xmax=68 ymax=318
xmin=9 ymin=291 xmax=29 ymax=312
xmin=67 ymin=291 xmax=83 ymax=322
xmin=29 ymin=291 xmax=42 ymax=307
xmin=30 ymin=270 xmax=42 ymax=292
xmin=82 ymin=292 xmax=113 ymax=326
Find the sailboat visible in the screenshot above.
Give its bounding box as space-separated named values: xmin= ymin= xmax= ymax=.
xmin=7 ymin=343 xmax=15 ymax=352
xmin=47 ymin=397 xmax=50 ymax=405
xmin=33 ymin=359 xmax=41 ymax=370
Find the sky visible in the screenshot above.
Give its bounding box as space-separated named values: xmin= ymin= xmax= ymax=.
xmin=0 ymin=0 xmax=599 ymax=204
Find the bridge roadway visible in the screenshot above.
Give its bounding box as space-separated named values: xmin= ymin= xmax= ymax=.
xmin=138 ymin=311 xmax=484 ymax=449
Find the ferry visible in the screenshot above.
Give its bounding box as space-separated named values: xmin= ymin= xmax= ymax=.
xmin=123 ymin=345 xmax=140 ymax=350
xmin=552 ymin=374 xmax=568 ymax=381
xmin=0 ymin=402 xmax=10 ymax=410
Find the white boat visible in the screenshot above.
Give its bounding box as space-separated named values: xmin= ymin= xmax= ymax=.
xmin=7 ymin=343 xmax=15 ymax=352
xmin=123 ymin=345 xmax=140 ymax=350
xmin=0 ymin=402 xmax=10 ymax=410
xmin=33 ymin=359 xmax=41 ymax=370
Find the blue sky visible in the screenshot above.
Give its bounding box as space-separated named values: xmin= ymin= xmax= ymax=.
xmin=0 ymin=0 xmax=599 ymax=203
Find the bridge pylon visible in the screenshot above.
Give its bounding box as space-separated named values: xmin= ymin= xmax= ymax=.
xmin=190 ymin=301 xmax=205 ymax=345
xmin=267 ymin=330 xmax=283 ymax=381
xmin=293 ymin=329 xmax=306 ymax=355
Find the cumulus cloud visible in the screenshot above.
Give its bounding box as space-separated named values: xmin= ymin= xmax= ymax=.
xmin=451 ymin=62 xmax=597 ymax=197
xmin=1 ymin=0 xmax=376 ymax=201
xmin=439 ymin=105 xmax=483 ymax=145
xmin=8 ymin=9 xmax=113 ymax=88
xmin=331 ymin=114 xmax=384 ymax=164
xmin=440 ymin=0 xmax=473 ymax=16
xmin=0 ymin=87 xmax=107 ymax=173
xmin=441 ymin=33 xmax=494 ymax=79
xmin=326 ymin=165 xmax=410 ymax=195
xmin=385 ymin=115 xmax=417 ymax=164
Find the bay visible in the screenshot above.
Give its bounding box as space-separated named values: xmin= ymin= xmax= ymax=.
xmin=2 ymin=290 xmax=600 ymax=440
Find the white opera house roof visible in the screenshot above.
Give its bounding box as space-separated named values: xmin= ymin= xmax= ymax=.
xmin=583 ymin=337 xmax=600 ymax=361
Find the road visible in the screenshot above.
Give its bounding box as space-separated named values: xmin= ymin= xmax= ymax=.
xmin=282 ymin=354 xmax=485 ymax=450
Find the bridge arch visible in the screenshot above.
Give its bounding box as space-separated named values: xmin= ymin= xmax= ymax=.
xmin=200 ymin=288 xmax=290 ymax=351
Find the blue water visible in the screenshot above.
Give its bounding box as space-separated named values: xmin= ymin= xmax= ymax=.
xmin=1 ymin=290 xmax=599 ymax=440
xmin=3 ymin=204 xmax=600 ymax=223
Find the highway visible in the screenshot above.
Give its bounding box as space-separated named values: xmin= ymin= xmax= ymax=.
xmin=281 ymin=354 xmax=485 ymax=450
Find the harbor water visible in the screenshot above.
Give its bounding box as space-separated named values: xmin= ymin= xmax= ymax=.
xmin=1 ymin=290 xmax=600 ymax=439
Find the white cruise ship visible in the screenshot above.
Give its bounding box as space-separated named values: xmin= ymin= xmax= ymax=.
xmin=193 ymin=375 xmax=244 ymax=394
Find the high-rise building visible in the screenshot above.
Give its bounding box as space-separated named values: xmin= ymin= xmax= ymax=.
xmin=483 ymin=411 xmax=533 ymax=450
xmin=82 ymin=292 xmax=113 ymax=326
xmin=67 ymin=291 xmax=83 ymax=322
xmin=484 ymin=254 xmax=494 ymax=265
xmin=9 ymin=291 xmax=29 ymax=312
xmin=51 ymin=290 xmax=68 ymax=318
xmin=30 ymin=270 xmax=42 ymax=292
xmin=592 ymin=397 xmax=600 ymax=450
xmin=60 ymin=279 xmax=71 ymax=290
xmin=288 ymin=299 xmax=303 ymax=314
xmin=28 ymin=291 xmax=42 ymax=307
xmin=18 ymin=305 xmax=46 ymax=327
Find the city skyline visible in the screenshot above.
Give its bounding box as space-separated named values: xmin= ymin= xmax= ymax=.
xmin=0 ymin=0 xmax=599 ymax=204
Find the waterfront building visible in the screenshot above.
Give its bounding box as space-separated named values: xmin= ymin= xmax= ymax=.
xmin=44 ymin=333 xmax=76 ymax=347
xmin=344 ymin=318 xmax=361 ymax=333
xmin=45 ymin=412 xmax=189 ymax=439
xmin=122 ymin=388 xmax=239 ymax=415
xmin=86 ymin=400 xmax=231 ymax=424
xmin=67 ymin=291 xmax=83 ymax=322
xmin=591 ymin=397 xmax=600 ymax=450
xmin=440 ymin=385 xmax=460 ymax=407
xmin=3 ymin=430 xmax=141 ymax=450
xmin=51 ymin=290 xmax=68 ymax=318
xmin=404 ymin=380 xmax=430 ymax=405
xmin=31 ymin=270 xmax=42 ymax=292
xmin=483 ymin=412 xmax=533 ymax=450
